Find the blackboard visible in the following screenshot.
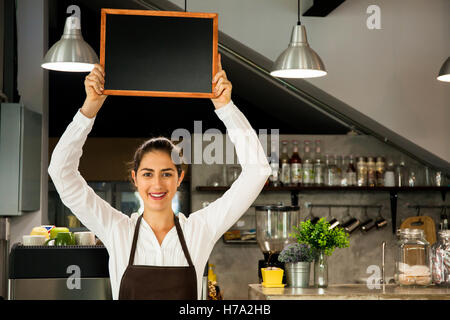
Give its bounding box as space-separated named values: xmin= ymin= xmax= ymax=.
xmin=100 ymin=9 xmax=218 ymax=98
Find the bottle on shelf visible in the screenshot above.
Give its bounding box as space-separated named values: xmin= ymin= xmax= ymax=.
xmin=357 ymin=156 xmax=368 ymax=187
xmin=290 ymin=140 xmax=302 ymax=186
xmin=367 ymin=156 xmax=376 ymax=187
xmin=376 ymin=156 xmax=385 ymax=186
xmin=313 ymin=140 xmax=324 ymax=186
xmin=439 ymin=209 xmax=448 ymax=231
xmin=336 ymin=155 xmax=344 ymax=186
xmin=346 ymin=155 xmax=357 ymax=186
xmin=269 ymin=153 xmax=280 ymax=187
xmin=302 ymin=140 xmax=314 ymax=186
xmin=325 ymin=154 xmax=337 ymax=186
xmin=279 ymin=140 xmax=291 ymax=186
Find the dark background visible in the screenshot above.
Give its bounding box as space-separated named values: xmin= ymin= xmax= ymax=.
xmin=48 ymin=0 xmax=305 ymax=138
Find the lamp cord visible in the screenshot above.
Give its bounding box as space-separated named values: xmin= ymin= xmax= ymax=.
xmin=297 ymin=0 xmax=301 ymax=25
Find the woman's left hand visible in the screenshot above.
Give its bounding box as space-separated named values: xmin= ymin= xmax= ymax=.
xmin=211 ymin=53 xmax=232 ymax=109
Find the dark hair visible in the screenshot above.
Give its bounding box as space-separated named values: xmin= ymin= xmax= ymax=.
xmin=127 ymin=137 xmax=188 ymax=188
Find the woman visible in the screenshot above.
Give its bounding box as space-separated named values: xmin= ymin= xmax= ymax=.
xmin=48 ymin=55 xmax=271 ymax=300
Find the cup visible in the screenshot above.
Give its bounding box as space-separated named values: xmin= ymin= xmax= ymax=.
xmin=45 ymin=232 xmax=75 ymax=246
xmin=342 ymin=218 xmax=361 ymax=233
xmin=375 ymin=217 xmax=388 ymax=229
xmin=360 ymin=219 xmax=376 ymax=232
xmin=49 ymin=227 xmax=70 ymax=240
xmin=74 ymin=232 xmax=95 ymax=246
xmin=22 ymin=235 xmax=47 ymax=246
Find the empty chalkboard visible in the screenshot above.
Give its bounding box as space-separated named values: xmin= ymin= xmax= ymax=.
xmin=100 ymin=9 xmax=218 ymax=98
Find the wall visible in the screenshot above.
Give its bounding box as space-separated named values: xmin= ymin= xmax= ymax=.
xmin=190 ymin=133 xmax=449 ymax=299
xmin=9 ymin=0 xmax=49 ymax=247
xmin=170 ymin=0 xmax=450 ymax=163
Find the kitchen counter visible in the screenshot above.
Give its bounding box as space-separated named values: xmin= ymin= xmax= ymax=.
xmin=248 ymin=284 xmax=450 ymax=300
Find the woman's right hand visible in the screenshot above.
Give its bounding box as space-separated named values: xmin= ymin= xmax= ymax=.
xmin=81 ymin=64 xmax=107 ymax=119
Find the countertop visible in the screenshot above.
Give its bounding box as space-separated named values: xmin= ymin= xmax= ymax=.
xmin=248 ymin=284 xmax=450 ymax=300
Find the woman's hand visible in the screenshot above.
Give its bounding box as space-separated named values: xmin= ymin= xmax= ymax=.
xmin=80 ymin=64 xmax=107 ymax=119
xmin=211 ymin=54 xmax=232 ymax=110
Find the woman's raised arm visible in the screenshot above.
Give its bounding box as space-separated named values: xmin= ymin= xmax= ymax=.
xmin=187 ymin=55 xmax=271 ymax=244
xmin=48 ymin=64 xmax=129 ymax=248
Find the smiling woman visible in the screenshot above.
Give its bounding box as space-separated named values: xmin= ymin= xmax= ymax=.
xmin=48 ymin=58 xmax=271 ymax=300
xmin=128 ymin=138 xmax=187 ymax=230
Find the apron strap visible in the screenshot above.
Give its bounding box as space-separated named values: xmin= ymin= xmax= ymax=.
xmin=128 ymin=214 xmax=194 ymax=268
xmin=173 ymin=215 xmax=194 ymax=267
xmin=128 ymin=214 xmax=144 ymax=266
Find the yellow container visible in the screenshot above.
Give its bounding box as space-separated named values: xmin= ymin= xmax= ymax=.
xmin=261 ymin=267 xmax=284 ymax=285
xmin=30 ymin=227 xmax=50 ymax=239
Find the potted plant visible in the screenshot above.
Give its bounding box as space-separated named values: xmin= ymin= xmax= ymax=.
xmin=291 ymin=217 xmax=350 ymax=288
xmin=278 ymin=243 xmax=314 ymax=287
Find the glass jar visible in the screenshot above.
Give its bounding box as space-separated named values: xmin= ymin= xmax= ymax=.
xmin=431 ymin=230 xmax=450 ymax=287
xmin=356 ymin=157 xmax=367 ymax=187
xmin=395 ymin=229 xmax=432 ymax=286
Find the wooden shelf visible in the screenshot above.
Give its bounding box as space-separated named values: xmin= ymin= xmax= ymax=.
xmin=197 ymin=186 xmax=448 ymax=192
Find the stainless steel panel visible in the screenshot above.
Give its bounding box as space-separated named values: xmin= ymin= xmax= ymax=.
xmin=19 ymin=106 xmax=42 ymax=211
xmin=0 ymin=104 xmax=21 ymax=215
xmin=8 ymin=278 xmax=112 ymax=300
xmin=0 ymin=103 xmax=42 ymax=216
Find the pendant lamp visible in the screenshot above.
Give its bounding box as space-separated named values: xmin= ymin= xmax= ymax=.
xmin=437 ymin=57 xmax=450 ymax=82
xmin=42 ymin=5 xmax=99 ymax=72
xmin=271 ymin=0 xmax=327 ymax=78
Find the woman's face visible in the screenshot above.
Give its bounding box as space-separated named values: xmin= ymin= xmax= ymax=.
xmin=132 ymin=150 xmax=184 ymax=214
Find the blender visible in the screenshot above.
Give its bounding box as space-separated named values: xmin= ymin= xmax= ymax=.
xmin=255 ymin=205 xmax=300 ymax=282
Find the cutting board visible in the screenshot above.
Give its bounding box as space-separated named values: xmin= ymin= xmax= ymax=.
xmin=400 ymin=216 xmax=436 ymax=245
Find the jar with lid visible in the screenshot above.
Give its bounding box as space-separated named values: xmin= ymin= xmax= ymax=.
xmin=356 ymin=157 xmax=367 ymax=187
xmin=375 ymin=156 xmax=385 ymax=186
xmin=366 ymin=157 xmax=376 ymax=187
xmin=431 ymin=230 xmax=450 ymax=286
xmin=395 ymin=228 xmax=432 ymax=286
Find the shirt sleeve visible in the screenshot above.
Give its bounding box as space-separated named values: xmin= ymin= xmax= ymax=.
xmin=188 ymin=100 xmax=271 ymax=244
xmin=48 ymin=109 xmax=130 ymax=248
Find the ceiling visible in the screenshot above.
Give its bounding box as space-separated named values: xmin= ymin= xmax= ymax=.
xmin=47 ymin=0 xmax=449 ymax=173
xmin=48 ymin=0 xmax=349 ymax=138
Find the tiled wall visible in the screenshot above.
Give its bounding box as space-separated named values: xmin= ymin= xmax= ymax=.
xmin=190 ymin=134 xmax=449 ymax=299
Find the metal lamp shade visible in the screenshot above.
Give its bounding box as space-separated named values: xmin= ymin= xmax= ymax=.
xmin=271 ymin=25 xmax=327 ymax=79
xmin=42 ymin=17 xmax=99 ymax=72
xmin=437 ymin=57 xmax=450 ymax=82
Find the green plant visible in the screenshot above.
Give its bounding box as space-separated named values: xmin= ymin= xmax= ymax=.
xmin=291 ymin=217 xmax=350 ymax=256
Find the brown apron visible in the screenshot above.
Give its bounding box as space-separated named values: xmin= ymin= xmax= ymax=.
xmin=118 ymin=214 xmax=197 ymax=300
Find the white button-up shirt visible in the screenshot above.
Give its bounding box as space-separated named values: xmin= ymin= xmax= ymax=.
xmin=48 ymin=100 xmax=271 ymax=299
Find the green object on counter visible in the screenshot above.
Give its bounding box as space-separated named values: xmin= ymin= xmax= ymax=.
xmin=49 ymin=227 xmax=69 ymax=239
xmin=45 ymin=232 xmax=75 ymax=246
xmin=291 ymin=218 xmax=350 ymax=256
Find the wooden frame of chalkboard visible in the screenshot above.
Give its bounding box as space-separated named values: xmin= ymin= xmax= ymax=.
xmin=100 ymin=9 xmax=218 ymax=98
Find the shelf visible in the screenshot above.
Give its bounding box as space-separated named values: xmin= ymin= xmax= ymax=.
xmin=222 ymin=238 xmax=257 ymax=245
xmin=197 ymin=185 xmax=449 ymax=234
xmin=197 ymin=186 xmax=448 ymax=193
